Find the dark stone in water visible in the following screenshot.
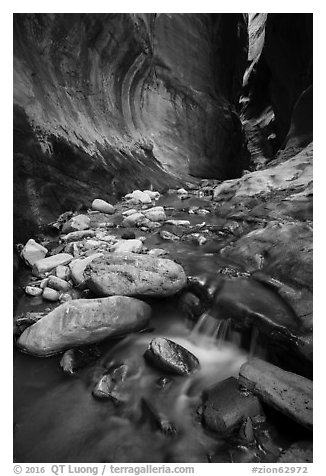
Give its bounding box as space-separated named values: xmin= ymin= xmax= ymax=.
xmin=203 ymin=376 xmax=262 ymax=434
xmin=144 ymin=337 xmax=200 ymax=376
xmin=121 ymin=231 xmax=136 ymax=240
xmin=92 ymin=364 xmax=128 ymax=402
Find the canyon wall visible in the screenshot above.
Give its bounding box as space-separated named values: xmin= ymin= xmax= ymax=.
xmin=14 ymin=13 xmax=249 ymax=241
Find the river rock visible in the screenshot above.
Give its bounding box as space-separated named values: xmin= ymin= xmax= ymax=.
xmin=17 ymin=296 xmax=152 ymax=356
xmin=160 ymin=230 xmax=180 ymax=241
xmin=144 ymin=190 xmax=160 ymax=200
xmin=122 ymin=209 xmax=138 ymax=216
xmin=42 ymin=287 xmax=60 ymax=301
xmin=144 ymin=337 xmax=200 ymax=376
xmin=32 ymin=253 xmax=73 ymax=277
xmin=125 ymin=190 xmax=152 ymax=204
xmin=21 ymin=239 xmax=48 ymax=267
xmin=239 ymin=358 xmax=313 ymax=431
xmin=24 ymin=286 xmax=43 ymax=297
xmin=62 ymin=229 xmax=96 ymax=242
xmin=92 ymin=364 xmax=128 ymax=401
xmin=84 ymin=253 xmax=187 ymax=297
xmin=165 ymin=219 xmax=191 ymax=226
xmin=55 ymin=265 xmax=71 ymax=281
xmin=47 ymin=275 xmax=71 ymax=292
xmin=203 ymin=377 xmax=262 ymax=433
xmin=69 ymin=253 xmax=103 ymax=287
xmin=148 ymin=249 xmax=168 ymax=257
xmin=62 ymin=214 xmax=91 ymax=234
xmin=91 ymin=199 xmax=115 ymax=214
xmin=110 ymin=239 xmax=143 ymax=253
xmin=121 ymin=212 xmax=145 ymax=227
xmin=143 ymin=206 xmax=166 ymax=222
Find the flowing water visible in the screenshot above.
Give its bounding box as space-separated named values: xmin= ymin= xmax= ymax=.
xmin=13 ymin=194 xmax=284 ymax=462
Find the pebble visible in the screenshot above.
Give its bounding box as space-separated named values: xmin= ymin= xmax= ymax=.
xmin=165 ymin=220 xmax=191 ymax=226
xmin=160 ymin=230 xmax=180 ymax=241
xmin=47 ymin=275 xmax=71 ymax=292
xmin=91 ymin=199 xmax=115 ymax=214
xmin=55 ymin=265 xmax=71 ymax=281
xmin=24 ymin=286 xmax=43 ymax=297
xmin=42 ymin=287 xmax=60 ymax=302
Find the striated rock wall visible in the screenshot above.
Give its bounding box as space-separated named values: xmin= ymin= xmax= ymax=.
xmin=14 ymin=13 xmax=249 ymax=241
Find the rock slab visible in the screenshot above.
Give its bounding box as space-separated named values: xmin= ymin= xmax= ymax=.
xmin=239 ymin=358 xmax=313 ymax=431
xmin=84 ymin=253 xmax=187 ymax=297
xmin=17 ymin=296 xmax=152 ymax=356
xmin=144 ymin=337 xmax=200 ymax=376
xmin=32 ymin=253 xmax=74 ymax=276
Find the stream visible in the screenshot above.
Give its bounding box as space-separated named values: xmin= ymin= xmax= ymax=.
xmin=13 ymin=192 xmax=305 ymax=463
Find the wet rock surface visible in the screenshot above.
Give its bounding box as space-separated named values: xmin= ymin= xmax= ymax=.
xmin=239 ymin=358 xmax=312 ymax=431
xmin=84 ymin=253 xmax=187 ymax=298
xmin=203 ymin=377 xmax=262 ymax=433
xmin=144 ymin=337 xmax=200 ymax=376
xmin=17 ymin=296 xmax=152 ymax=356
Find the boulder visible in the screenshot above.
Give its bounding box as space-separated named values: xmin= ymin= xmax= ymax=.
xmin=32 ymin=253 xmax=73 ymax=277
xmin=125 ymin=190 xmax=152 ymax=204
xmin=61 ymin=215 xmax=91 ymax=234
xmin=91 ymin=198 xmax=115 ymax=214
xmin=69 ymin=253 xmax=103 ymax=287
xmin=143 ymin=206 xmax=166 ymax=222
xmin=121 ymin=212 xmax=145 ymax=227
xmin=239 ymin=358 xmax=313 ymax=431
xmin=47 ymin=275 xmax=71 ymax=292
xmin=144 ymin=337 xmax=200 ymax=376
xmin=84 ymin=253 xmax=187 ymax=297
xmin=110 ymin=239 xmax=143 ymax=254
xmin=17 ymin=296 xmax=152 ymax=356
xmin=203 ymin=377 xmax=262 ymax=433
xmin=21 ymin=239 xmax=48 ymax=267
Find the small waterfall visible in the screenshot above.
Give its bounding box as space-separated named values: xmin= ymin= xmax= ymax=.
xmin=190 ymin=311 xmax=231 ymax=347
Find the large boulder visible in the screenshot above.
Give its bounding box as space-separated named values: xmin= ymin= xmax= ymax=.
xmin=84 ymin=253 xmax=187 ymax=298
xmin=239 ymin=358 xmax=313 ymax=431
xmin=17 ymin=296 xmax=152 ymax=356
